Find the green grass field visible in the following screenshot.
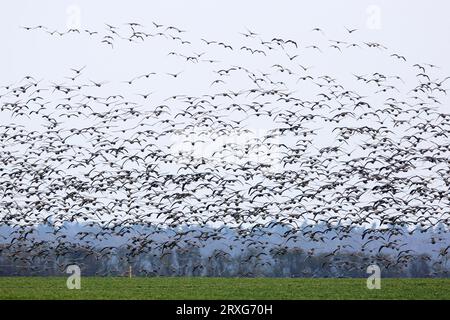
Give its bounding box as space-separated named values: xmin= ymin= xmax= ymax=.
xmin=0 ymin=277 xmax=448 ymax=300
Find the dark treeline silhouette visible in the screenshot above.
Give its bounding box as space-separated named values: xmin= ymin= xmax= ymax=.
xmin=0 ymin=222 xmax=448 ymax=277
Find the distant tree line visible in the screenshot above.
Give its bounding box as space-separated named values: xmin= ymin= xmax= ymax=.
xmin=0 ymin=243 xmax=447 ymax=277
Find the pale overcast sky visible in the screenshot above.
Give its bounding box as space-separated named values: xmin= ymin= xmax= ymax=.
xmin=0 ymin=0 xmax=449 ymax=254
xmin=1 ymin=0 xmax=449 ymax=169
xmin=1 ymin=0 xmax=450 ymax=82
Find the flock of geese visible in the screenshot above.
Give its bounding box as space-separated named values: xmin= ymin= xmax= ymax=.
xmin=0 ymin=21 xmax=449 ymax=276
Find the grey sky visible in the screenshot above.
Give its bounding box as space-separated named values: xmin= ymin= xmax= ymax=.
xmin=0 ymin=0 xmax=449 ymax=214
xmin=1 ymin=0 xmax=449 ymax=185
xmin=0 ymin=0 xmax=449 ymax=262
xmin=1 ymin=0 xmax=450 ymax=82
